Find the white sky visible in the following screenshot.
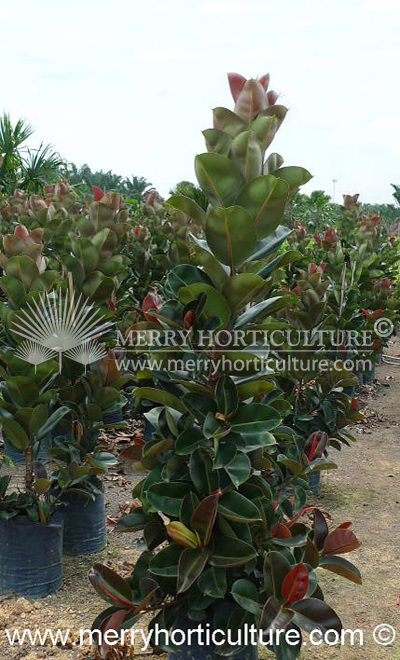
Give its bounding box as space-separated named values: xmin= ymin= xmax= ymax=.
xmin=1 ymin=0 xmax=399 ymax=203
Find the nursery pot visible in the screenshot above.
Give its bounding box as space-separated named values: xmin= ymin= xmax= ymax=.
xmin=60 ymin=488 xmax=107 ymax=555
xmin=168 ymin=618 xmax=258 ymax=660
xmin=4 ymin=432 xmax=52 ymax=465
xmin=103 ymin=409 xmax=124 ymax=425
xmin=363 ymin=363 xmax=376 ymax=385
xmin=0 ymin=513 xmax=63 ymax=597
xmin=308 ymin=471 xmax=321 ymax=497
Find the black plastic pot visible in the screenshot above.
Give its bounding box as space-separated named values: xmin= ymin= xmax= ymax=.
xmin=0 ymin=513 xmax=63 ymax=597
xmin=60 ymin=489 xmax=107 ymax=555
xmin=308 ymin=471 xmax=321 ymax=497
xmin=4 ymin=433 xmax=52 ymax=465
xmin=168 ymin=618 xmax=258 ymax=660
xmin=144 ymin=418 xmax=155 ymax=443
xmin=103 ymin=409 xmax=124 ymax=425
xmin=363 ymin=363 xmax=376 ymax=385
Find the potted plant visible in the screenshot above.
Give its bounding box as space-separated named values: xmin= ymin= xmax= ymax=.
xmin=88 ymin=72 xmax=362 ymax=660
xmin=49 ymin=370 xmax=125 ymax=555
xmin=0 ymin=375 xmax=69 ymax=597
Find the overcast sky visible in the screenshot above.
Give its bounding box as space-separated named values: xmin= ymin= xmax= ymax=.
xmin=1 ymin=0 xmax=399 ymax=203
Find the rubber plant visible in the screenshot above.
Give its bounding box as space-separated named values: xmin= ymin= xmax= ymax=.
xmin=89 ymin=73 xmax=361 ymax=659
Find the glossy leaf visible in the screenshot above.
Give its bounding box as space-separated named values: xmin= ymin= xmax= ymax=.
xmin=323 ymin=528 xmax=362 ymax=556
xmin=149 ymin=543 xmax=182 ymax=577
xmin=2 ymin=418 xmax=29 ymax=451
xmin=236 ymin=175 xmax=290 ymax=239
xmin=88 ymin=564 xmax=133 ymax=609
xmin=198 ymin=567 xmax=227 ymax=598
xmin=231 ymin=403 xmax=281 ymax=434
xmin=205 ymin=206 xmax=257 ymax=269
xmin=225 ymin=453 xmax=251 ymax=487
xmin=177 ymin=548 xmax=210 ymax=593
xmin=273 ymin=166 xmax=312 ymax=192
xmin=190 ymin=491 xmax=220 ymax=546
xmin=290 ymin=597 xmax=342 ymax=635
xmin=231 ymin=579 xmax=261 ymax=615
xmin=147 ymin=482 xmax=194 ymax=516
xmin=210 ymin=537 xmax=257 ymax=568
xmin=195 ymin=153 xmax=244 ymax=207
xmin=319 ymin=556 xmax=362 ymax=585
xmin=230 ymin=131 xmax=262 ymax=180
xmin=218 ymin=491 xmax=261 ymax=523
xmin=282 ymin=563 xmax=309 ymax=606
xmin=167 ymin=195 xmax=206 ymax=225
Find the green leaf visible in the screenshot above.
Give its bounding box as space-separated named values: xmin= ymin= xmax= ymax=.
xmin=218 ymin=491 xmax=261 ymax=523
xmin=205 ymin=206 xmax=257 ymax=269
xmin=30 ymin=404 xmax=48 ymax=435
xmin=6 ymin=255 xmax=40 ymax=289
xmin=231 ymin=403 xmax=281 ymax=434
xmin=2 ymin=377 xmax=39 ymax=408
xmin=318 ymin=556 xmax=362 ymax=585
xmin=88 ymin=563 xmax=133 ymax=609
xmin=213 ymin=107 xmax=247 ymax=137
xmin=195 ymin=153 xmax=244 ymax=207
xmin=177 ymin=548 xmax=210 ymax=593
xmin=167 ymin=195 xmax=206 ymax=226
xmin=202 ymin=128 xmax=232 ymax=156
xmin=237 ymin=379 xmax=275 ymax=400
xmin=115 ymin=509 xmax=149 ymax=533
xmin=133 ymin=388 xmax=186 ymax=413
xmin=179 ymin=283 xmax=231 ymax=329
xmin=231 ymin=579 xmax=261 ymax=615
xmin=248 ymin=226 xmax=293 ymax=262
xmin=221 ymin=274 xmax=266 ymax=312
xmin=230 ymin=131 xmax=262 ymax=180
xmin=198 ymin=567 xmax=227 ymax=598
xmin=182 ymin=392 xmax=216 ymax=422
xmin=225 ymin=453 xmax=251 ymax=487
xmin=34 ymin=478 xmax=51 ymax=495
xmin=215 ymin=376 xmax=238 ymax=416
xmin=149 ymin=544 xmax=182 ymax=577
xmin=175 ymin=427 xmax=207 ymax=455
xmin=234 ymin=295 xmax=293 ymax=328
xmin=260 ymin=596 xmax=294 ymax=634
xmin=236 ymin=175 xmax=290 ymax=239
xmin=210 ymin=537 xmax=257 ymax=568
xmin=36 ymin=406 xmax=70 ymax=440
xmin=256 ymin=250 xmax=303 ymax=279
xmin=2 ymin=418 xmax=29 ymax=451
xmin=273 ymin=166 xmax=312 ymax=192
xmin=290 ymin=598 xmax=342 ymax=635
xmin=147 ymin=482 xmax=194 ymax=516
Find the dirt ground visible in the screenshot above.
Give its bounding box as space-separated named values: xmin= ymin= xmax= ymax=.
xmin=1 ymin=340 xmax=400 ymax=659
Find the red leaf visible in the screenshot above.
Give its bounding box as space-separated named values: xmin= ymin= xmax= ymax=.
xmin=92 ymin=185 xmax=105 ymax=201
xmin=337 ymin=521 xmax=352 ymax=529
xmin=282 ymin=563 xmax=309 ymax=606
xmin=227 ymin=72 xmax=246 ymax=101
xmin=323 ymin=528 xmax=361 ymax=556
xmin=190 ymin=490 xmax=221 ymax=546
xmin=313 ymin=509 xmax=329 ymax=551
xmin=271 ymin=522 xmax=291 ymax=539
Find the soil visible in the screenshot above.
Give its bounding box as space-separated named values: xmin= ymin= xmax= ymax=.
xmin=1 ymin=339 xmax=400 ymax=659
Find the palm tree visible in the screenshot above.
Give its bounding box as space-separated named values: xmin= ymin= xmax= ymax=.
xmin=0 ymin=114 xmax=63 ymax=194
xmin=123 ymin=175 xmax=153 ymax=201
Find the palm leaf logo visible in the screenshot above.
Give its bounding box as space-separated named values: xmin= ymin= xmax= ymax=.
xmin=12 ymin=292 xmax=113 ymax=372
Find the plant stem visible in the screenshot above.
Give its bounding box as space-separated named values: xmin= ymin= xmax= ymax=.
xmin=25 ymin=443 xmax=34 ymax=492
